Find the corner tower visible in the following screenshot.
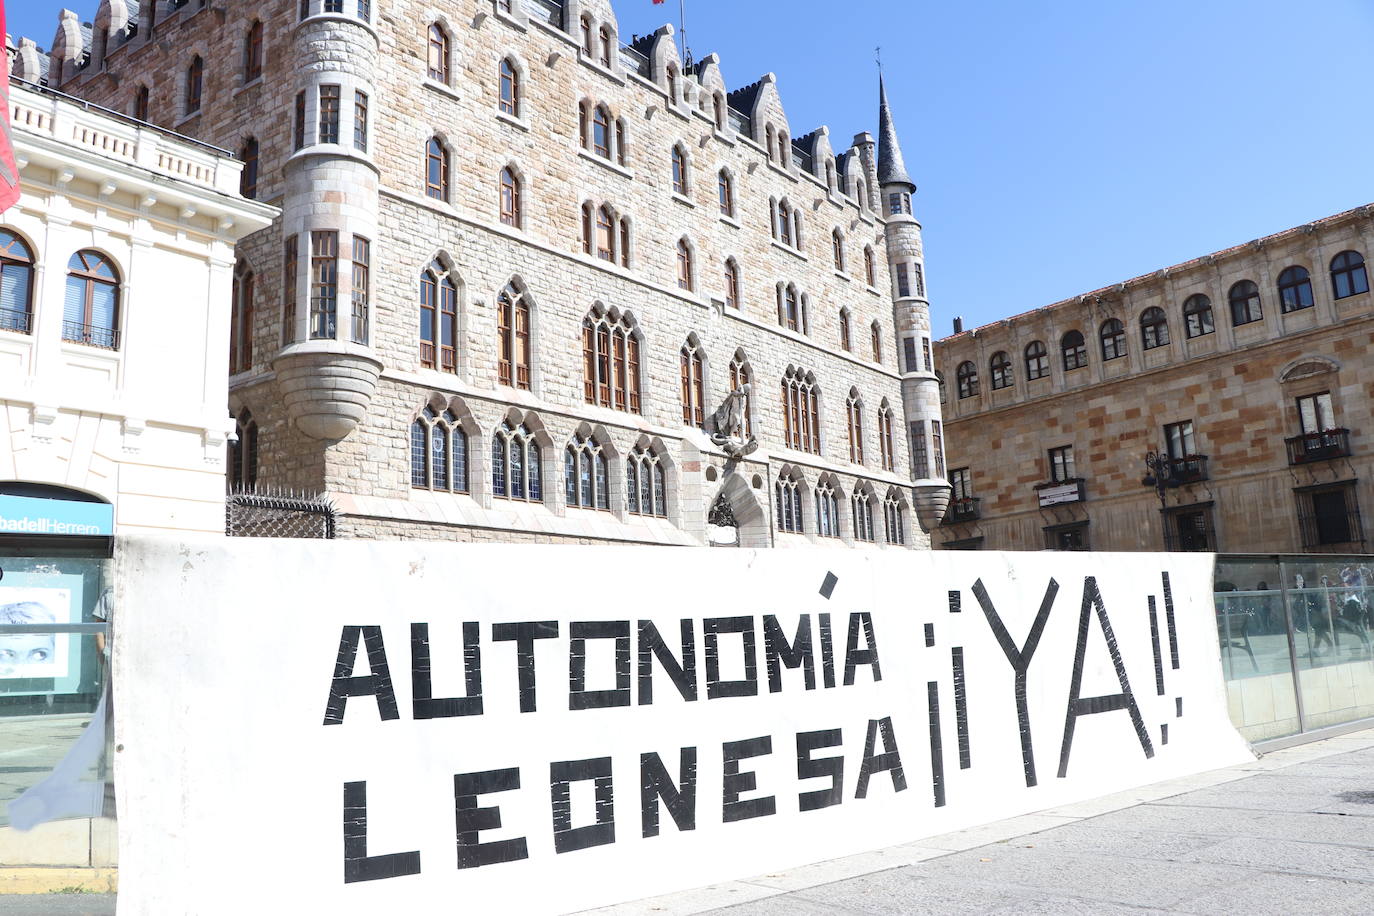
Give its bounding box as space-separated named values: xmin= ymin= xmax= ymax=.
xmin=875 ymin=77 xmax=951 ymax=529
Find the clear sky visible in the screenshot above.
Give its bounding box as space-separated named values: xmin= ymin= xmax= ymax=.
xmin=10 ymin=0 xmax=1374 ymax=336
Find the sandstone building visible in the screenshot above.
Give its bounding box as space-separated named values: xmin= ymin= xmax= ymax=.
xmin=18 ymin=0 xmax=951 ymax=548
xmin=933 ymin=203 xmax=1374 ymax=554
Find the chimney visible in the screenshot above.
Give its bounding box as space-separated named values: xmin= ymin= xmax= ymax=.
xmin=953 ymin=316 xmax=964 ymax=334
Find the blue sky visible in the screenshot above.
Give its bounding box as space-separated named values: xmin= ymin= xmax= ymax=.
xmin=10 ymin=1 xmax=1374 ymax=335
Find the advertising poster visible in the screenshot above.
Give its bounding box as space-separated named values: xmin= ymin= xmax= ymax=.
xmin=0 ymin=586 xmax=72 ymax=680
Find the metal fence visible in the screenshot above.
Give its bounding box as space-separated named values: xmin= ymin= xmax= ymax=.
xmin=226 ymin=490 xmax=337 ymax=539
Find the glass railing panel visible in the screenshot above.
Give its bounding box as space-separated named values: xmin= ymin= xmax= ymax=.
xmin=1214 ymin=556 xmax=1298 ymax=741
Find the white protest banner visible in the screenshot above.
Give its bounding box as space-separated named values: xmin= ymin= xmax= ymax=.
xmin=113 ymin=538 xmax=1251 ymax=915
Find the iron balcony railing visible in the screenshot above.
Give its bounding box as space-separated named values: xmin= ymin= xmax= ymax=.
xmin=61 ymin=321 xmax=119 ymax=350
xmin=946 ymin=497 xmax=981 ymax=524
xmin=1286 ymin=429 xmax=1351 ymax=465
xmin=1170 ymin=454 xmax=1209 ymax=483
xmin=0 ymin=307 xmax=32 ymax=334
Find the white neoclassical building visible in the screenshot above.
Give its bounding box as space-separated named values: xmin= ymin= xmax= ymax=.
xmin=0 ymin=78 xmax=277 ymax=535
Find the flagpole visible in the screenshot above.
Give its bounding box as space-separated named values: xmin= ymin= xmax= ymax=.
xmin=679 ymin=0 xmax=689 ymax=68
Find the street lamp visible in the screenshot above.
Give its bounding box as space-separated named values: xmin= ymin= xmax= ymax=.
xmin=1141 ymin=450 xmax=1181 ymax=508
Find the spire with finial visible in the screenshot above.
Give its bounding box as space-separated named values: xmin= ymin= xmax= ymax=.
xmin=877 ymin=75 xmax=914 ymax=190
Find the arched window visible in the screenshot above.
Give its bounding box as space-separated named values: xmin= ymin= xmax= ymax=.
xmin=497 ymin=284 xmax=531 ymax=390
xmin=582 ymin=307 xmax=641 ymax=413
xmin=814 ymin=479 xmax=839 ymax=538
xmin=1024 ymin=341 xmax=1048 ymax=380
xmin=864 ymin=247 xmax=876 ymax=287
xmin=846 ymin=391 xmax=864 ymax=464
xmin=990 ymin=351 xmax=1013 ymax=389
xmin=713 ymin=93 xmax=725 ymax=130
xmin=832 ymin=229 xmax=845 ymax=272
xmin=598 ymin=27 xmax=613 ymax=67
xmin=851 ymin=489 xmax=875 ymax=542
xmin=1099 ymin=319 xmax=1126 ymax=360
xmin=244 ymin=21 xmax=264 ymax=83
xmin=1228 ymin=280 xmax=1261 ymax=326
xmin=492 ymin=420 xmax=541 ymax=501
xmin=766 ymin=125 xmax=777 ymax=161
xmin=580 ymin=15 xmax=594 ymax=56
xmin=666 ymin=64 xmax=678 ymax=103
xmin=1061 ymin=329 xmax=1087 ymax=371
xmin=723 ymin=258 xmax=740 ymax=309
xmin=615 ymin=117 xmax=628 ymax=166
xmin=0 ymin=229 xmax=36 ymax=335
xmin=228 ymin=408 xmax=258 ymax=491
xmin=1183 ymin=294 xmax=1214 ymax=338
xmin=871 ymin=322 xmax=882 ymax=362
xmin=956 ymin=361 xmax=979 ymax=398
xmin=676 ymin=238 xmax=694 ymax=291
xmin=230 ymin=260 xmax=255 ymax=374
xmin=627 ymin=447 xmax=667 ymax=517
xmin=671 ymin=145 xmax=688 ymax=195
xmin=838 ymin=309 xmax=852 ymax=350
xmin=878 ymin=402 xmax=895 ymax=472
xmin=779 ymin=284 xmax=803 ymax=332
xmin=592 ymin=105 xmax=611 ymax=158
xmin=680 ymin=338 xmax=705 ymax=428
xmin=775 ymin=470 xmax=803 ymax=533
xmin=499 ymin=58 xmax=519 ymax=116
xmin=581 ymin=203 xmax=622 ymax=262
xmin=239 ymin=137 xmax=259 ymax=199
xmin=419 ymin=259 xmax=458 ymax=371
xmin=185 ymin=55 xmax=203 ymax=115
xmin=427 ymin=23 xmax=450 ymax=83
xmin=776 ymin=199 xmax=793 ymax=246
xmin=1141 ymin=306 xmax=1170 ymax=348
xmin=499 ymin=167 xmax=520 ymax=227
xmin=425 ymin=136 xmax=449 ymax=200
xmin=63 ymin=250 xmax=120 ymax=349
xmin=133 ymin=85 xmax=150 ymax=121
xmin=883 ymin=490 xmax=905 ymax=546
xmin=1330 ymin=250 xmax=1369 ymax=299
xmin=411 ymin=406 xmax=468 ymax=493
xmin=729 ymin=353 xmax=753 ymax=439
xmin=717 ymin=170 xmax=734 ymax=217
xmin=781 ymin=368 xmax=820 ymax=454
xmin=1277 ymin=265 xmax=1314 ymax=313
xmin=564 ymin=434 xmax=610 ymax=510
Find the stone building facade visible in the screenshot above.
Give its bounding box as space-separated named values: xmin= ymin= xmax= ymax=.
xmin=22 ymin=0 xmax=951 ymax=548
xmin=932 ymin=203 xmax=1374 ymax=554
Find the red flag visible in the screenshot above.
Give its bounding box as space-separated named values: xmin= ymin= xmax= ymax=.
xmin=0 ymin=0 xmax=20 ymax=213
xmin=653 ymin=0 xmax=666 ymax=4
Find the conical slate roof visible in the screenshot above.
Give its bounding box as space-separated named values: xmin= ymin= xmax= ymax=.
xmin=877 ymin=75 xmax=914 ymax=189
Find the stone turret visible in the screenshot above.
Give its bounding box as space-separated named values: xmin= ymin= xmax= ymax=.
xmin=272 ymin=1 xmax=383 ymax=441
xmin=878 ymin=76 xmax=950 ymax=530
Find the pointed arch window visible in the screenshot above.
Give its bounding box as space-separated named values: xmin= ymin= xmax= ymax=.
xmin=878 ymin=403 xmax=895 ymax=471
xmin=666 ymin=64 xmax=678 ymax=103
xmin=580 ymin=15 xmax=594 ymax=56
xmin=838 ymin=310 xmax=852 ymax=350
xmin=713 ymin=93 xmax=725 ymax=130
xmin=244 ymin=21 xmax=264 ymax=83
xmin=1099 ymin=319 xmax=1126 ymax=360
xmin=680 ymin=338 xmax=706 ymax=428
xmin=63 ymin=250 xmax=120 ymax=349
xmin=671 ymin=145 xmax=689 ymax=195
xmin=598 ymin=27 xmax=613 ymax=67
xmin=815 ymin=480 xmax=839 ymax=537
xmin=582 ymin=308 xmax=641 ymax=413
xmin=1061 ymin=329 xmax=1087 ymax=370
xmin=627 ymin=447 xmax=667 ymax=517
xmin=229 ymin=409 xmax=258 ymax=491
xmin=1183 ymin=294 xmax=1214 ymax=338
xmin=230 ymin=260 xmax=255 ymax=374
xmin=852 ymin=490 xmax=876 ymax=542
xmin=724 ymin=258 xmax=740 ymax=309
xmin=846 ymin=392 xmax=864 ymax=464
xmin=781 ymin=367 xmax=820 ymax=454
xmin=883 ymin=490 xmax=905 ymax=545
xmin=1024 ymin=341 xmax=1049 ymax=380
xmin=676 ymin=238 xmax=694 ymax=291
xmin=779 ymin=284 xmax=804 ymax=332
xmin=419 ymin=259 xmax=458 ymax=372
xmin=592 ymin=105 xmax=612 ymax=158
xmin=499 ymin=58 xmax=520 ymax=116
xmin=775 ymin=199 xmax=793 ymax=246
xmin=427 ymin=23 xmax=450 ymax=83
xmin=0 ymin=230 xmax=35 ymax=335
xmin=871 ymin=322 xmax=882 ymax=362
xmin=564 ymin=434 xmax=610 ymax=510
xmin=492 ymin=420 xmax=541 ymax=501
xmin=426 ymin=137 xmax=449 ymax=200
xmin=832 ymin=230 xmax=845 ymax=272
xmin=497 ymin=284 xmax=531 ymax=390
xmin=133 ymin=85 xmax=150 ymax=121
xmin=1330 ymin=250 xmax=1368 ymax=299
xmin=1277 ymin=265 xmax=1314 ymax=312
xmin=717 ymin=170 xmax=734 ymax=217
xmin=864 ymin=247 xmax=876 ymax=286
xmin=990 ymin=351 xmax=1013 ymax=389
xmin=1228 ymin=280 xmax=1261 ymax=326
xmin=499 ymin=167 xmax=521 ymax=227
xmin=729 ymin=354 xmax=753 ymax=439
xmin=185 ymin=55 xmax=203 ymax=115
xmin=956 ymin=361 xmax=979 ymax=398
xmin=775 ymin=471 xmax=803 ymax=533
xmin=411 ymin=406 xmax=468 ymax=493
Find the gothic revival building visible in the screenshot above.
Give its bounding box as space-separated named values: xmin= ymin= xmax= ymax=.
xmin=17 ymin=0 xmax=950 ymax=548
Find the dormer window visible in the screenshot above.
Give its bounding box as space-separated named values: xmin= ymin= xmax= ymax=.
xmin=599 ymin=27 xmax=613 ymax=67
xmin=581 ymin=16 xmax=594 ymax=57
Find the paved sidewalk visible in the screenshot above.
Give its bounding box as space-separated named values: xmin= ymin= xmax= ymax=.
xmin=590 ymin=728 xmax=1374 ymax=915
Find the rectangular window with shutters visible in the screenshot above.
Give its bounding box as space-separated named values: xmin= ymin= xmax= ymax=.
xmin=309 ymin=231 xmax=338 ymax=339
xmin=318 ymin=85 xmax=341 ymax=144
